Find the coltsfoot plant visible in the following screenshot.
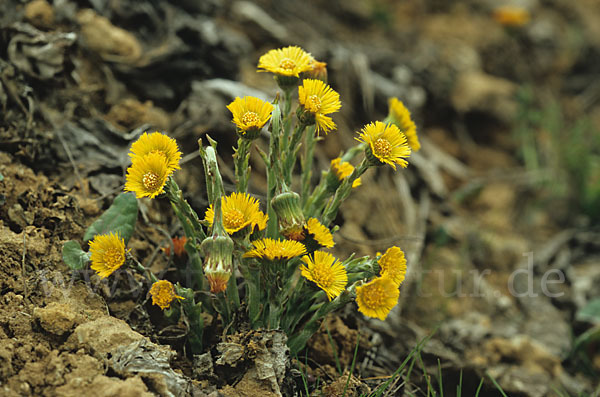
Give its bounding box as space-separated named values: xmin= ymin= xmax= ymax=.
xmin=63 ymin=45 xmax=421 ymax=355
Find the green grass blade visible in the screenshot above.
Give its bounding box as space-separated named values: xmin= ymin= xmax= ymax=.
xmin=296 ymin=352 xmax=310 ymax=397
xmin=437 ymin=358 xmax=443 ymax=397
xmin=342 ymin=332 xmax=360 ymax=397
xmin=488 ymin=373 xmax=508 ymax=397
xmin=326 ymin=324 xmax=342 ymax=375
xmin=372 ymin=330 xmax=436 ymax=396
xmin=417 ymin=352 xmax=434 ymax=397
xmin=474 ymin=378 xmax=484 ymax=397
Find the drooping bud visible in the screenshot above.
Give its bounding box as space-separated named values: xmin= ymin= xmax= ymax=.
xmin=271 ymin=190 xmax=306 ymax=240
xmin=201 ymin=234 xmax=234 ymax=294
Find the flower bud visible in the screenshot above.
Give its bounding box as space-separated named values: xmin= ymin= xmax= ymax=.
xmin=271 ymin=190 xmax=306 ymax=240
xmin=201 ymin=234 xmax=234 ymax=293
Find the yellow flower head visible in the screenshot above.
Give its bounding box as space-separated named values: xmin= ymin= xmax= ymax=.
xmin=258 ymin=46 xmax=312 ymax=77
xmin=300 ymin=251 xmax=347 ymax=301
xmin=493 ymin=6 xmax=530 ymax=27
xmin=149 ymin=280 xmax=184 ymax=310
xmin=243 ymin=238 xmax=307 ymax=261
xmin=330 ymin=158 xmax=361 ymax=188
xmin=307 ymin=58 xmax=328 ymax=82
xmin=227 ymin=96 xmax=274 ymax=136
xmin=388 ymin=98 xmax=420 ymax=152
xmin=89 ymin=232 xmax=126 ymax=278
xmin=378 ymin=246 xmax=407 ymax=286
xmin=129 ymin=132 xmax=181 ymax=172
xmin=355 ymin=277 xmax=399 ymax=320
xmin=298 ymin=79 xmax=341 ymax=134
xmin=124 ymin=152 xmax=170 ymax=199
xmin=204 ymin=192 xmax=268 ymax=235
xmin=305 ymin=218 xmax=334 ymax=248
xmin=356 ymin=121 xmax=411 ymax=170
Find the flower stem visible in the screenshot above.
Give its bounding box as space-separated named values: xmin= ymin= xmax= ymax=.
xmin=287 ymin=291 xmax=353 ymax=354
xmin=266 ymin=103 xmax=283 ymax=238
xmin=321 ymin=158 xmax=369 ymax=227
xmin=234 ymin=138 xmax=252 ymax=193
xmin=301 ymin=126 xmax=317 ymax=206
xmin=178 ymin=287 xmax=204 ymax=354
xmin=165 ymin=177 xmax=206 ymax=290
xmin=283 ymin=122 xmax=308 ymax=186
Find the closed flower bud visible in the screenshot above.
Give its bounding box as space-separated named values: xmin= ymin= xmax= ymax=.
xmin=200 ymin=234 xmax=234 ymax=294
xmin=271 ymin=191 xmax=306 ymax=240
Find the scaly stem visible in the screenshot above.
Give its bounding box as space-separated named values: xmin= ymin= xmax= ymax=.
xmin=239 ymin=257 xmax=263 ymax=328
xmin=266 ymin=104 xmax=283 ymax=238
xmin=301 ymin=126 xmax=317 ymax=206
xmin=226 ymin=261 xmax=240 ymax=310
xmin=177 ymin=287 xmax=204 ymax=354
xmin=283 ymin=122 xmax=308 ymax=186
xmin=129 ymin=254 xmax=158 ymax=283
xmin=234 ymin=138 xmax=252 ymax=192
xmin=321 ymin=159 xmax=369 ymax=227
xmin=304 ymin=144 xmax=366 ymax=217
xmin=281 ymin=88 xmax=294 ymax=145
xmin=287 ymin=290 xmax=353 ymax=354
xmin=166 ymin=177 xmax=205 ymax=290
xmin=166 ymin=177 xmax=206 ymax=241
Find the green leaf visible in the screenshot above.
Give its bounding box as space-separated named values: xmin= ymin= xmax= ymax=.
xmin=0 ymin=172 xmax=4 ymax=181
xmin=84 ymin=192 xmax=138 ymax=244
xmin=576 ymin=298 xmax=600 ymax=324
xmin=62 ymin=240 xmax=91 ymax=270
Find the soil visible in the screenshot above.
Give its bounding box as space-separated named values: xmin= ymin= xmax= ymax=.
xmin=2 ymin=0 xmax=600 ymax=396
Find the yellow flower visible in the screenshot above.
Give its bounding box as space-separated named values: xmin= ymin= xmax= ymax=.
xmin=89 ymin=232 xmax=126 ymax=278
xmin=330 ymin=158 xmax=361 ymax=188
xmin=307 ymin=58 xmax=328 ymax=82
xmin=306 ymin=218 xmax=334 ymax=248
xmin=243 ymin=238 xmax=306 ymax=261
xmin=149 ymin=280 xmax=184 ymax=310
xmin=355 ymin=277 xmax=399 ymax=320
xmin=388 ymin=98 xmax=420 ymax=152
xmin=356 ymin=121 xmax=411 ymax=170
xmin=300 ymin=251 xmax=347 ymax=300
xmin=129 ymin=132 xmax=181 ymax=172
xmin=204 ymin=192 xmax=268 ymax=235
xmin=124 ymin=152 xmax=170 ymax=199
xmin=493 ymin=6 xmax=530 ymax=27
xmin=298 ymin=79 xmax=341 ymax=134
xmin=227 ymin=96 xmax=274 ymax=136
xmin=257 ymin=46 xmax=312 ymax=77
xmin=378 ymin=246 xmax=407 ymax=286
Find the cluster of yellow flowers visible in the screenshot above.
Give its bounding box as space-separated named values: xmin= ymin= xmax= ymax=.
xmin=124 ymin=132 xmax=182 ymax=198
xmin=87 ymin=45 xmax=420 ymax=330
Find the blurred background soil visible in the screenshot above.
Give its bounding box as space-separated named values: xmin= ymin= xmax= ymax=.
xmin=1 ymin=0 xmax=600 ymax=396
